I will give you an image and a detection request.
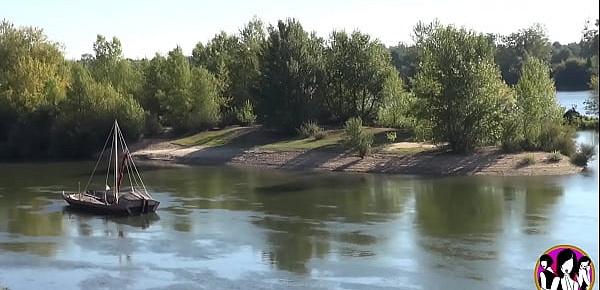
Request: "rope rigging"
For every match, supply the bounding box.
[82,120,153,200]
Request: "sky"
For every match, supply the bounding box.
[2,0,599,59]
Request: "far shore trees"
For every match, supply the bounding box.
[0,17,596,159]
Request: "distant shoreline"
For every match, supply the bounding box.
[131,137,583,177]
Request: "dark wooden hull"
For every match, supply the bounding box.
[63,193,159,216]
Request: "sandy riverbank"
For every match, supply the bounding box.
[131,138,583,176]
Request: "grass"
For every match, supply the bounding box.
[518,154,536,167]
[262,130,344,150]
[171,126,424,153]
[173,126,254,147]
[547,151,563,163]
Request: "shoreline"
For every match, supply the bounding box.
[131,139,583,177]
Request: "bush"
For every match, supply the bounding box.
[501,116,524,153]
[344,117,374,158]
[538,123,576,156]
[386,131,397,143]
[234,100,257,126]
[571,144,596,167]
[519,154,536,167]
[298,121,325,139]
[547,151,562,163]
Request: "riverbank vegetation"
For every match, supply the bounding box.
[0,18,598,162]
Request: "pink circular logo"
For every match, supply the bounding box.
[534,245,595,290]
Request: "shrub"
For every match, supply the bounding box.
[234,100,257,126]
[386,131,397,143]
[313,130,327,140]
[547,151,562,163]
[357,132,373,158]
[298,121,325,139]
[501,116,524,153]
[571,144,596,167]
[538,123,576,156]
[344,117,373,158]
[519,154,536,167]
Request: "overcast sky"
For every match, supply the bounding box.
[3,0,599,59]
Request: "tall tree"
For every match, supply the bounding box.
[257,19,325,132]
[192,18,265,123]
[324,30,404,123]
[413,24,513,153]
[160,47,222,131]
[514,57,563,148]
[0,20,69,156]
[86,35,142,97]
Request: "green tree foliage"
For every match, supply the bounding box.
[86,35,143,97]
[257,19,325,132]
[52,63,145,157]
[343,117,373,158]
[0,20,70,157]
[159,47,221,132]
[553,57,592,91]
[140,54,167,117]
[413,24,513,153]
[389,43,418,87]
[192,18,265,123]
[496,24,551,85]
[587,74,599,115]
[324,30,403,123]
[581,19,599,60]
[514,58,563,148]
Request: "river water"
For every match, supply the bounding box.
[0,91,598,289]
[557,90,595,115]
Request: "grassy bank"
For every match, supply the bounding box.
[133,125,585,176]
[172,126,432,154]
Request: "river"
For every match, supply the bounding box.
[0,129,597,290]
[557,90,595,115]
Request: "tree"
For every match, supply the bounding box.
[0,20,69,157]
[160,47,221,131]
[192,18,265,124]
[324,30,404,123]
[586,75,599,115]
[553,57,592,91]
[413,24,513,153]
[496,24,551,85]
[257,19,325,132]
[514,58,563,148]
[581,19,599,60]
[52,63,145,157]
[389,43,418,87]
[86,35,143,98]
[582,19,599,116]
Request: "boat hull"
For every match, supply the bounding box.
[63,193,159,216]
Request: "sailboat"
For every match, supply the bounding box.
[63,120,159,215]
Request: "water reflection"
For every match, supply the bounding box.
[0,131,597,289]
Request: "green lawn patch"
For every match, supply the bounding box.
[172,126,249,147]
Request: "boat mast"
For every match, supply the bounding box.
[114,120,119,204]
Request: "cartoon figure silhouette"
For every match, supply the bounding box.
[539,254,556,290]
[577,256,591,290]
[551,249,579,290]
